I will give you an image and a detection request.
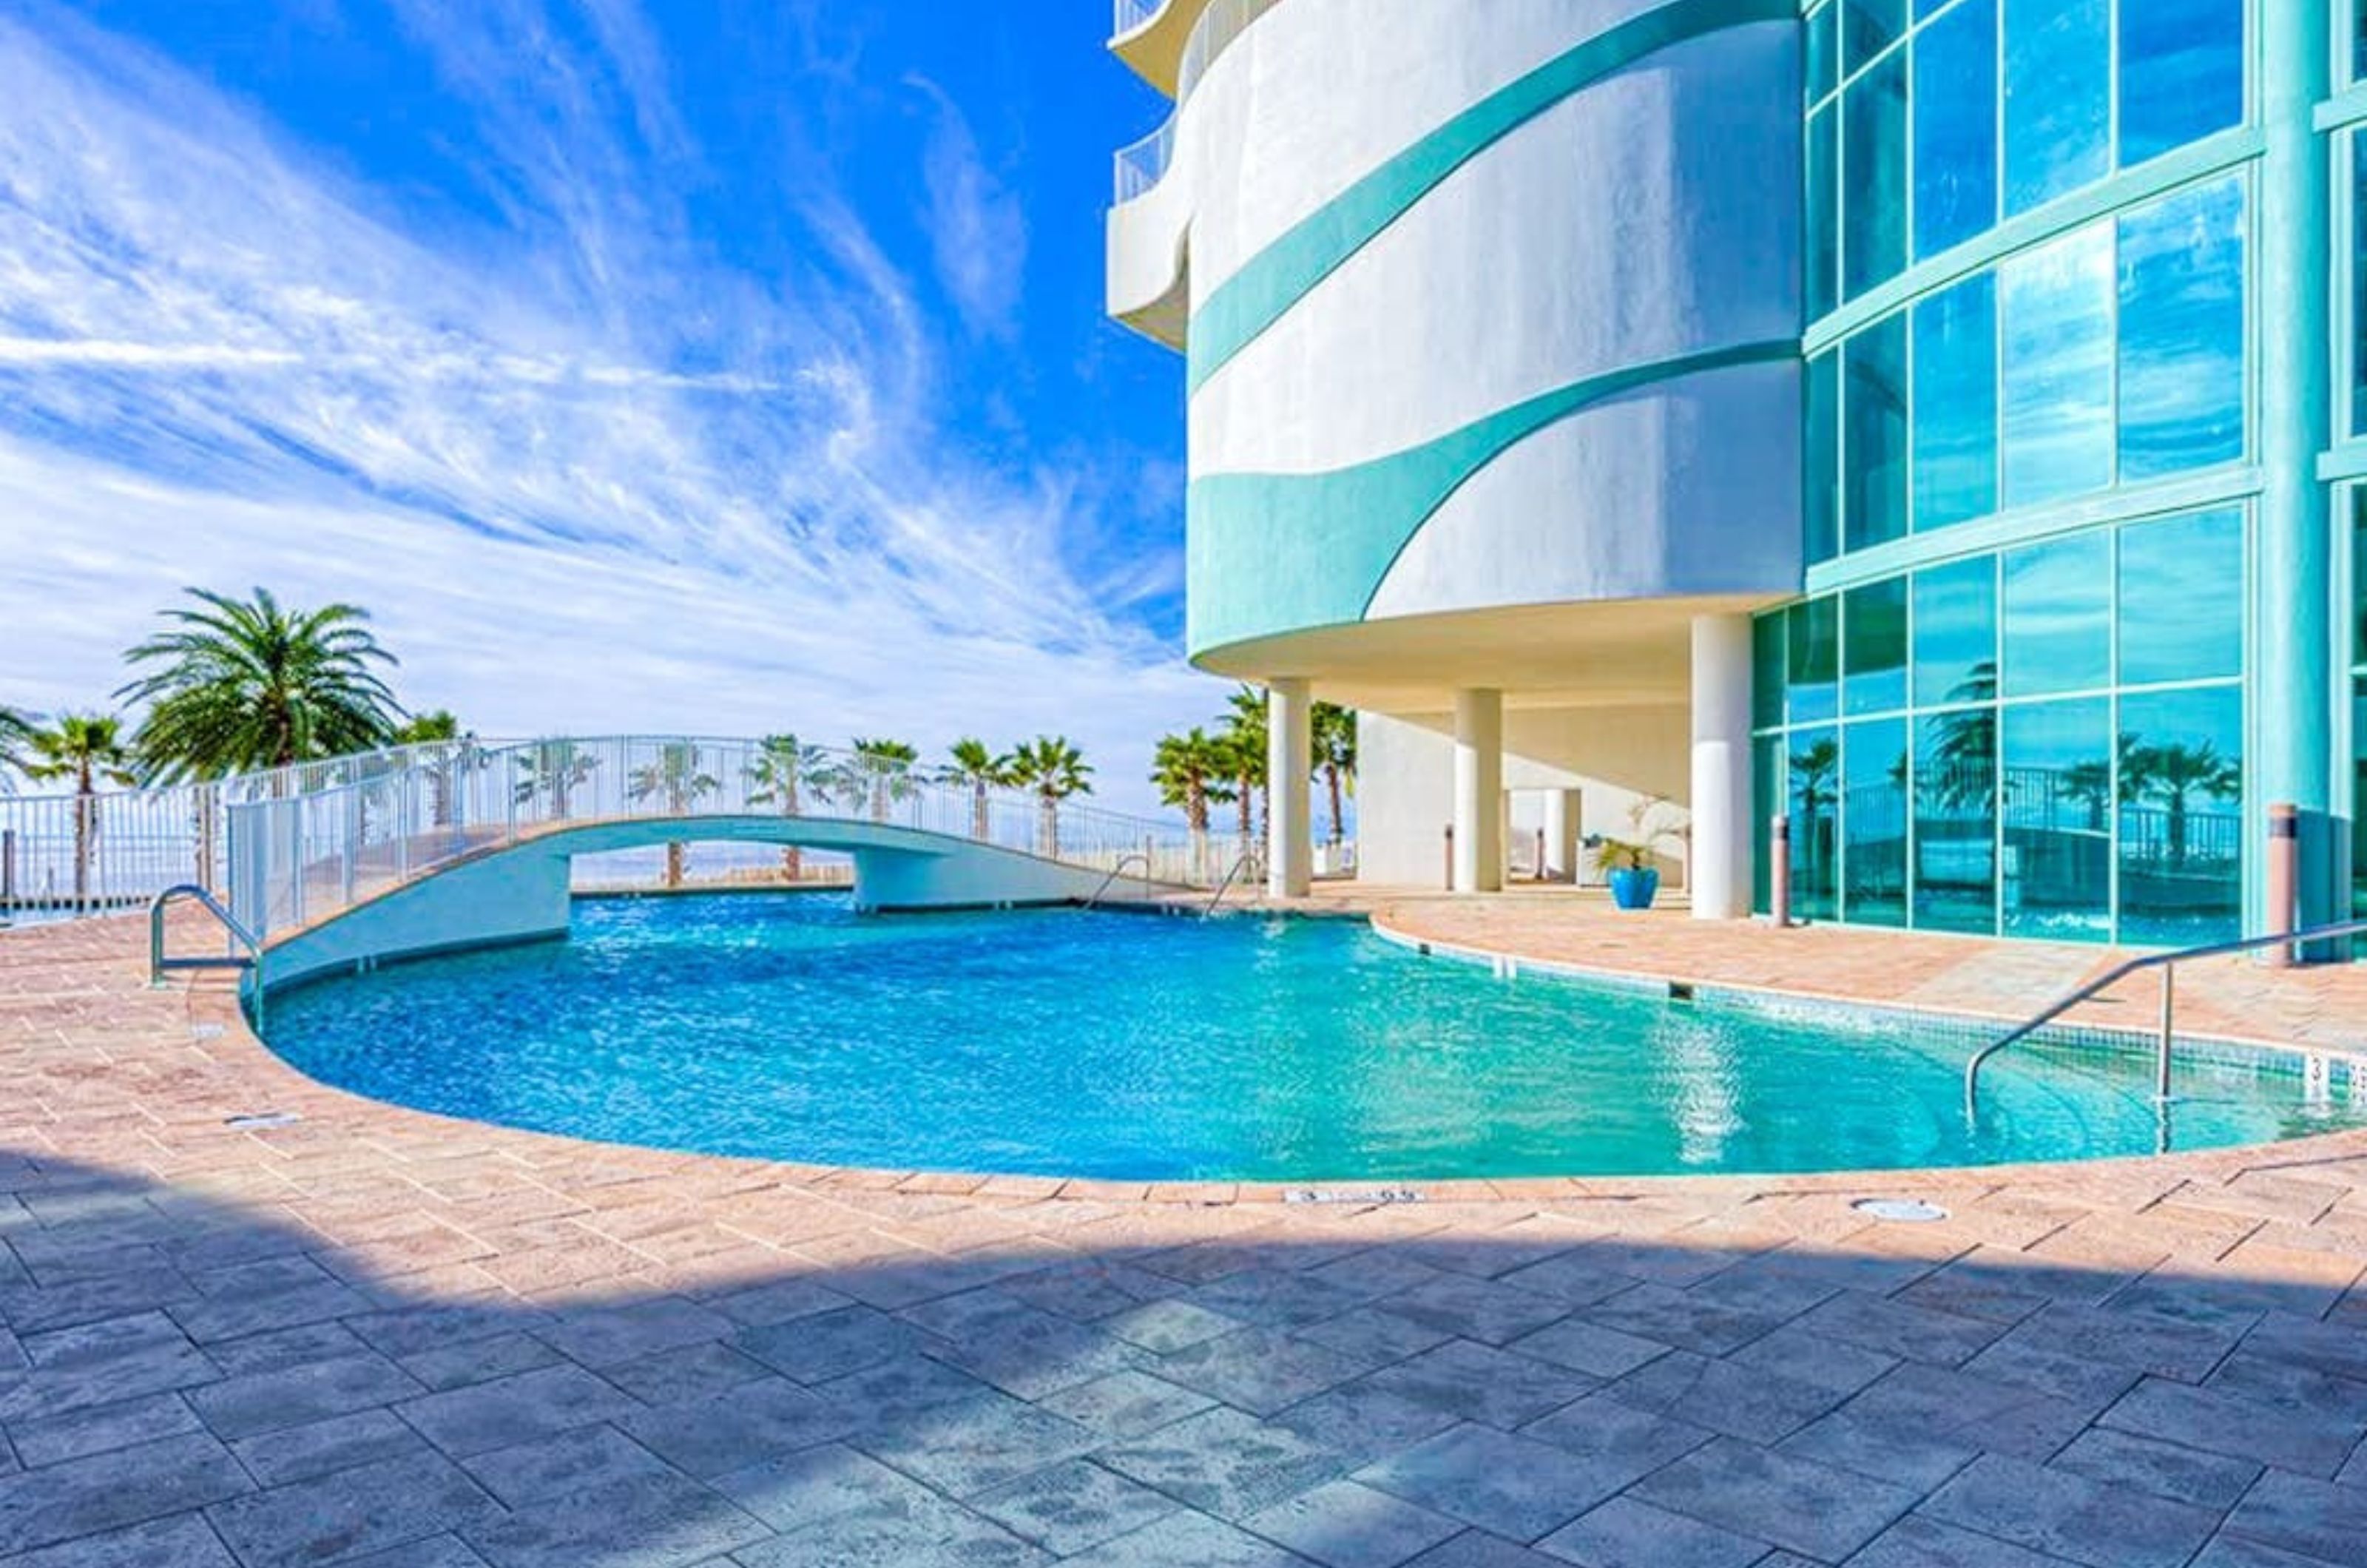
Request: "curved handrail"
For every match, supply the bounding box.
[149,882,266,1032]
[1084,852,1152,908]
[1203,851,1259,918]
[1963,914,2367,1115]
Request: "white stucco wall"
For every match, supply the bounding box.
[1356,706,1692,887]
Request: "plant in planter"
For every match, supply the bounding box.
[1593,797,1689,910]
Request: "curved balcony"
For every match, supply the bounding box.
[1109,0,1219,95]
[1112,116,1176,204]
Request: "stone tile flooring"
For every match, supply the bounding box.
[0,912,2363,1565]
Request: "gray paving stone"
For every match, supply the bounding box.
[1374,1274,1569,1348]
[1280,1380,1467,1464]
[1103,1299,1241,1354]
[617,1376,854,1479]
[2221,1469,2367,1565]
[1502,1319,1664,1381]
[186,1351,423,1441]
[1681,1259,1843,1322]
[1842,1362,2103,1462]
[342,1302,550,1362]
[2206,1350,2367,1422]
[2190,1531,2363,1567]
[2050,1426,2262,1512]
[815,1352,990,1436]
[1598,1348,1841,1442]
[1846,1513,2080,1567]
[1517,1393,1713,1478]
[0,1434,248,1557]
[1962,1334,2148,1410]
[1241,1479,1462,1568]
[1921,1453,2219,1568]
[1998,1303,2241,1383]
[460,1422,675,1506]
[8,1390,202,1468]
[1037,1370,1218,1439]
[729,1477,1049,1567]
[204,1449,499,1568]
[1399,1530,1566,1568]
[202,1322,368,1379]
[0,1512,237,1567]
[462,1470,768,1568]
[1575,1285,1779,1358]
[535,1297,732,1368]
[1490,1257,1634,1310]
[1631,1436,1917,1562]
[857,1388,1098,1498]
[335,1535,491,1568]
[1100,1405,1352,1519]
[970,1457,1181,1554]
[2100,1376,2363,1477]
[1723,1322,1900,1395]
[169,1282,371,1346]
[1794,1290,2008,1368]
[1186,1268,1368,1331]
[731,1305,928,1384]
[0,1314,215,1422]
[397,1363,644,1458]
[1533,1495,1768,1568]
[1058,1510,1309,1568]
[227,1408,429,1487]
[1294,1306,1455,1365]
[704,1274,854,1330]
[1776,1408,1976,1491]
[1357,1339,1593,1430]
[1155,1326,1379,1416]
[1305,1251,1451,1302]
[597,1339,775,1407]
[399,1333,565,1393]
[2238,1312,2367,1385]
[1354,1425,1622,1544]
[712,1440,952,1537]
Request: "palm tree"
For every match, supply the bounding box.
[939,739,1013,842]
[1311,702,1357,848]
[118,588,400,782]
[515,740,599,821]
[1789,737,1840,902]
[392,711,470,830]
[2122,740,2241,870]
[0,705,35,794]
[1006,736,1093,859]
[628,743,720,888]
[24,715,138,905]
[1218,689,1268,852]
[850,738,921,824]
[1152,729,1235,878]
[748,734,831,879]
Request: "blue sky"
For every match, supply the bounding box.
[0,0,1213,809]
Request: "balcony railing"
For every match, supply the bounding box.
[1112,0,1163,36]
[1177,0,1282,101]
[1113,116,1177,203]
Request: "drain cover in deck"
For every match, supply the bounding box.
[1852,1197,1948,1223]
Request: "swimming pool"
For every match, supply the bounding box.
[262,893,2367,1181]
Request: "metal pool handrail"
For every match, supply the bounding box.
[1084,852,1152,908]
[149,882,266,1033]
[1203,851,1258,918]
[1963,915,2367,1115]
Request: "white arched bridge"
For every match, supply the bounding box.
[1,737,1233,988]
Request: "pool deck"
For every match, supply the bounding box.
[0,910,2363,1567]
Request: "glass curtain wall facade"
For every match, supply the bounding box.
[1772,0,2261,945]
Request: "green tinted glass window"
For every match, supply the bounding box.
[2118,508,2243,686]
[1843,51,1908,300]
[1913,555,1999,709]
[1914,706,1998,933]
[2002,533,2111,698]
[1845,314,1908,551]
[1789,598,1841,725]
[1845,578,1909,715]
[2117,178,2246,481]
[1911,272,1998,531]
[2001,697,2113,942]
[1787,725,1843,922]
[1754,612,1787,731]
[2118,686,2243,946]
[1843,718,1911,926]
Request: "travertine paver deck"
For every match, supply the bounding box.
[0,910,2363,1566]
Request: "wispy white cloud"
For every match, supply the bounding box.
[0,3,1209,808]
[906,73,1030,342]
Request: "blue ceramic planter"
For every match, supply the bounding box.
[1608,868,1660,910]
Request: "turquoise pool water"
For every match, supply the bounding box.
[263,894,2367,1180]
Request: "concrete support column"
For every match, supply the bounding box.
[2255,0,2336,939]
[1453,689,1504,893]
[1266,677,1313,899]
[1543,788,1582,882]
[1690,612,1755,921]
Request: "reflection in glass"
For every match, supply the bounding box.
[2118,0,2243,166]
[2003,0,2109,216]
[1753,612,1786,731]
[1843,0,1905,75]
[2002,533,2111,698]
[1754,737,1777,916]
[1911,274,1997,530]
[2354,681,2366,949]
[2119,508,2244,686]
[1789,598,1840,726]
[2357,133,2367,437]
[2357,491,2367,663]
[2118,178,2246,481]
[1807,351,1839,562]
[1914,706,1997,933]
[1809,107,1837,323]
[2002,224,2114,507]
[1808,1,1838,104]
[1789,725,1842,922]
[1912,0,1996,258]
[1845,578,1908,715]
[1913,556,1997,709]
[1843,718,1910,926]
[1845,314,1908,550]
[2118,686,2243,946]
[2002,697,2113,942]
[1843,51,1908,301]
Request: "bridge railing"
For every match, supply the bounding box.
[216,736,1211,939]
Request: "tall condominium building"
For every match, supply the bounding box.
[1108,0,2357,948]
